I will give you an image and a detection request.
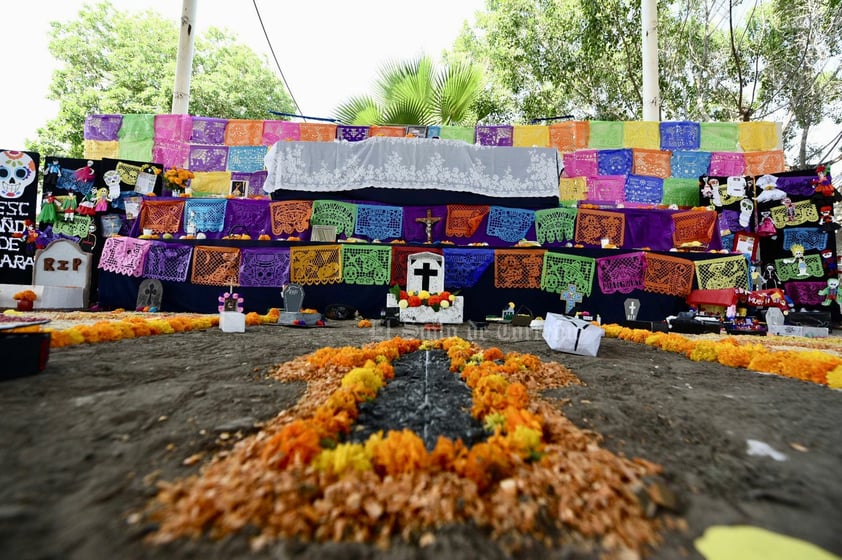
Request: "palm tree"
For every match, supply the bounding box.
[333,55,484,126]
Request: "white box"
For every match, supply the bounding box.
[386,294,464,324]
[767,324,829,338]
[219,311,246,333]
[543,312,605,357]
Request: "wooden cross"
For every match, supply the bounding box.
[415,209,441,244]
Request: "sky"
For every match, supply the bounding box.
[1,0,486,150]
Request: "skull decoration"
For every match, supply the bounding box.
[0,150,37,199]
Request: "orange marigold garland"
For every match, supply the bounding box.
[603,324,842,386]
[146,337,664,556]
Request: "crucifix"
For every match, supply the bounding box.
[413,261,439,292]
[415,209,441,244]
[561,283,583,314]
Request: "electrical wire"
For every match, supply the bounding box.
[251,0,304,117]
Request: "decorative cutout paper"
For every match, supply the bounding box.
[623,121,660,150]
[774,253,824,281]
[270,200,313,236]
[494,249,545,289]
[340,245,391,285]
[643,253,694,296]
[597,149,633,176]
[558,177,588,201]
[262,120,300,144]
[695,255,749,290]
[563,150,599,178]
[99,236,152,277]
[191,246,240,286]
[670,150,711,179]
[632,148,671,178]
[785,281,827,307]
[596,251,646,294]
[541,252,595,296]
[770,199,819,228]
[587,175,626,203]
[184,199,228,233]
[138,199,184,234]
[354,204,403,240]
[588,120,624,149]
[513,125,549,147]
[290,245,342,285]
[662,178,701,207]
[743,150,785,176]
[782,228,827,252]
[624,174,664,204]
[446,205,489,238]
[486,206,535,243]
[534,207,577,244]
[143,242,193,282]
[443,248,495,289]
[238,247,290,287]
[575,208,625,247]
[738,121,779,152]
[672,210,717,247]
[311,200,356,236]
[549,120,589,152]
[659,121,701,150]
[476,125,514,146]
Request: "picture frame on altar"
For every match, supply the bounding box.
[124,196,143,221]
[311,225,337,242]
[229,180,248,198]
[733,232,758,261]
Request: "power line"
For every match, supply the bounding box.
[251,0,303,117]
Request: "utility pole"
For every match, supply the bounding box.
[171,0,197,114]
[641,0,660,121]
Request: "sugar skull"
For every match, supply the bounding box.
[0,150,37,199]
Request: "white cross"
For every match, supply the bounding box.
[626,300,637,319]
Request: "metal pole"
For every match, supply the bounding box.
[641,0,660,121]
[171,0,197,114]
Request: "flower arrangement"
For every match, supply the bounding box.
[389,284,456,310]
[162,167,194,195]
[13,290,38,302]
[147,337,664,555]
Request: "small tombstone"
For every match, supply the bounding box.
[33,239,92,309]
[136,278,163,310]
[282,283,305,312]
[407,252,444,293]
[624,298,641,321]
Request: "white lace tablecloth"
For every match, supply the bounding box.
[263,136,561,199]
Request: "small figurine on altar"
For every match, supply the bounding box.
[73,160,96,183]
[785,243,809,277]
[819,205,840,233]
[38,191,59,225]
[76,190,97,216]
[811,165,838,200]
[13,220,41,256]
[782,197,796,222]
[60,194,78,222]
[94,187,111,213]
[756,210,777,237]
[821,249,838,275]
[43,160,60,190]
[764,263,781,288]
[818,277,840,306]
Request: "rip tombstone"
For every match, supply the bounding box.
[624,298,641,321]
[282,283,305,312]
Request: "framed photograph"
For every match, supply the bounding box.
[229,180,248,198]
[733,232,758,261]
[124,196,143,221]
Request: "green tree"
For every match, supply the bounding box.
[452,0,842,167]
[332,55,485,126]
[27,0,295,158]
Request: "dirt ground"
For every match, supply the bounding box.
[1,320,841,560]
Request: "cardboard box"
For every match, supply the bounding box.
[543,313,605,357]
